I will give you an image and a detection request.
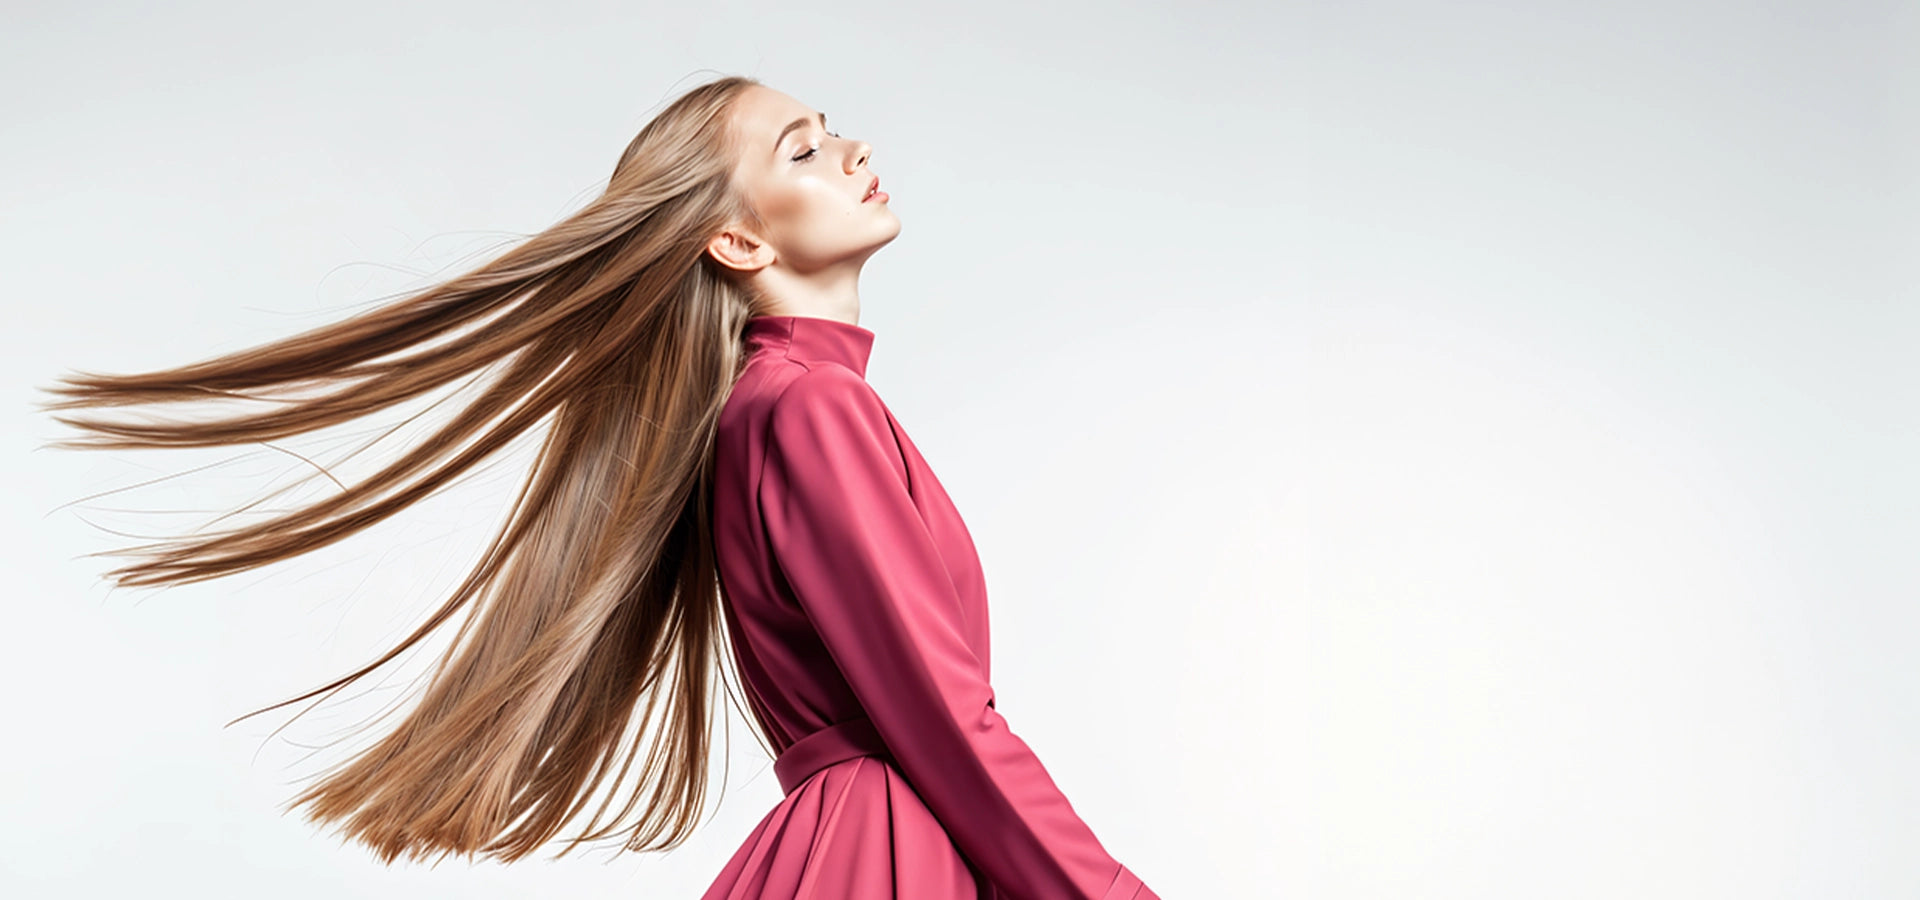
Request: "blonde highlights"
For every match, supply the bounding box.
[38,74,781,864]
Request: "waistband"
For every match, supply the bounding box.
[774,716,892,795]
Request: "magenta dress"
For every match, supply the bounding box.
[699,315,1158,900]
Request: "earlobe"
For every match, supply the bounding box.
[707,228,768,272]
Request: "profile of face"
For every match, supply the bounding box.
[708,85,900,282]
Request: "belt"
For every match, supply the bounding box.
[774,716,892,795]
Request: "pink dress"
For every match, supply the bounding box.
[700,315,1158,900]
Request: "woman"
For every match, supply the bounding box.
[40,74,1158,899]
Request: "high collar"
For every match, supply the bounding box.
[745,314,875,379]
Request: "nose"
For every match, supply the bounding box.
[847,140,871,173]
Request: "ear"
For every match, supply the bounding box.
[706,225,774,273]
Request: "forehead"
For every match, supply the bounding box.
[733,86,817,156]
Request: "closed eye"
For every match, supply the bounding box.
[793,131,842,163]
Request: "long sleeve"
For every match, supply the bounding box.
[756,365,1157,900]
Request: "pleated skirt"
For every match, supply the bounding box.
[698,752,991,899]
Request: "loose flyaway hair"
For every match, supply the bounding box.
[36,73,785,865]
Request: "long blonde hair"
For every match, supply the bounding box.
[37,73,779,865]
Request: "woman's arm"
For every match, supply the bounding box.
[758,364,1156,900]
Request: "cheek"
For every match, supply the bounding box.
[764,174,827,212]
[761,183,838,240]
[757,183,802,225]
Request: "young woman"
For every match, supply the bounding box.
[40,74,1158,900]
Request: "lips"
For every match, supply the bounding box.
[862,176,880,202]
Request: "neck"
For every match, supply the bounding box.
[751,258,870,326]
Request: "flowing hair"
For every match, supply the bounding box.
[35,73,781,865]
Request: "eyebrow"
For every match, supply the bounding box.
[774,111,827,156]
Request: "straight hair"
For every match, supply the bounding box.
[36,73,780,865]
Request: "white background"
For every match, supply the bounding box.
[4,1,1915,897]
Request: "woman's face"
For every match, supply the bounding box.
[711,85,899,278]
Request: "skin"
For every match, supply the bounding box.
[706,85,900,326]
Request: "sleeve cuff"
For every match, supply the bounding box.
[1101,863,1160,900]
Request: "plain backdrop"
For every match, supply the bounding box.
[4,1,1915,897]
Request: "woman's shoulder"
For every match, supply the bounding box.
[768,358,877,406]
[723,355,886,442]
